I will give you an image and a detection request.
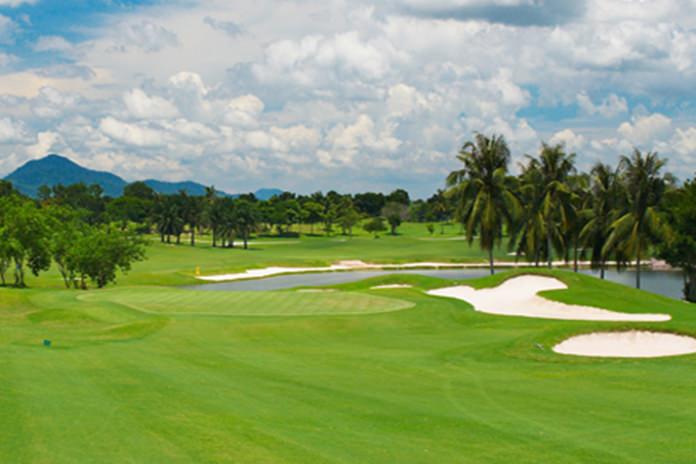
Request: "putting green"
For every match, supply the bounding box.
[80,287,415,316]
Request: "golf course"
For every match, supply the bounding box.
[3,228,696,463]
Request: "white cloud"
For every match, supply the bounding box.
[671,127,696,160]
[123,88,179,119]
[99,117,168,148]
[618,113,672,146]
[224,94,264,128]
[34,35,72,52]
[0,14,18,44]
[203,16,243,36]
[577,93,628,118]
[27,131,65,158]
[0,0,36,5]
[550,128,586,151]
[31,87,81,119]
[0,117,28,143]
[386,83,426,116]
[116,20,179,53]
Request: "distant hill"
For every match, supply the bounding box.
[3,154,280,199]
[6,154,127,197]
[253,188,284,200]
[142,179,225,197]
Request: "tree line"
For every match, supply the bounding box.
[42,181,454,246]
[447,133,696,302]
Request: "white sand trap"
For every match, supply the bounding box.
[371,284,413,290]
[554,331,696,358]
[427,276,670,322]
[197,260,650,282]
[296,289,336,293]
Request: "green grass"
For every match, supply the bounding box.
[3,233,696,462]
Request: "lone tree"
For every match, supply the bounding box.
[363,217,387,238]
[447,133,519,275]
[70,225,146,289]
[381,202,408,235]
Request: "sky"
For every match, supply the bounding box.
[0,0,695,197]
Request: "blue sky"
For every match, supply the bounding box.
[0,0,695,197]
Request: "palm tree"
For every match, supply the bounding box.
[604,149,668,289]
[580,163,624,279]
[565,173,590,272]
[526,143,576,268]
[509,162,545,266]
[447,133,519,275]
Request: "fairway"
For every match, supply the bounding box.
[3,263,696,463]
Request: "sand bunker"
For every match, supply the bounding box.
[197,261,541,282]
[427,276,670,322]
[296,289,336,293]
[554,331,696,358]
[371,284,413,290]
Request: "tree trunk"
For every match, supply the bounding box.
[14,261,24,288]
[600,263,605,280]
[212,230,217,248]
[243,231,248,250]
[176,234,181,245]
[190,227,195,246]
[488,247,495,275]
[573,236,579,273]
[636,246,641,289]
[546,221,553,269]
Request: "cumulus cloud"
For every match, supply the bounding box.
[618,113,672,146]
[31,87,81,119]
[400,0,586,26]
[33,35,73,52]
[577,93,628,118]
[123,89,179,120]
[115,21,179,53]
[0,0,36,6]
[224,94,264,128]
[550,128,586,151]
[0,117,28,143]
[203,16,243,36]
[99,117,168,148]
[0,14,18,44]
[671,127,696,160]
[34,64,96,80]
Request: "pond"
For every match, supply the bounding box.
[188,267,688,301]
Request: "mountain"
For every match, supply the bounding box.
[3,154,280,199]
[6,154,127,197]
[143,179,221,197]
[253,188,284,200]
